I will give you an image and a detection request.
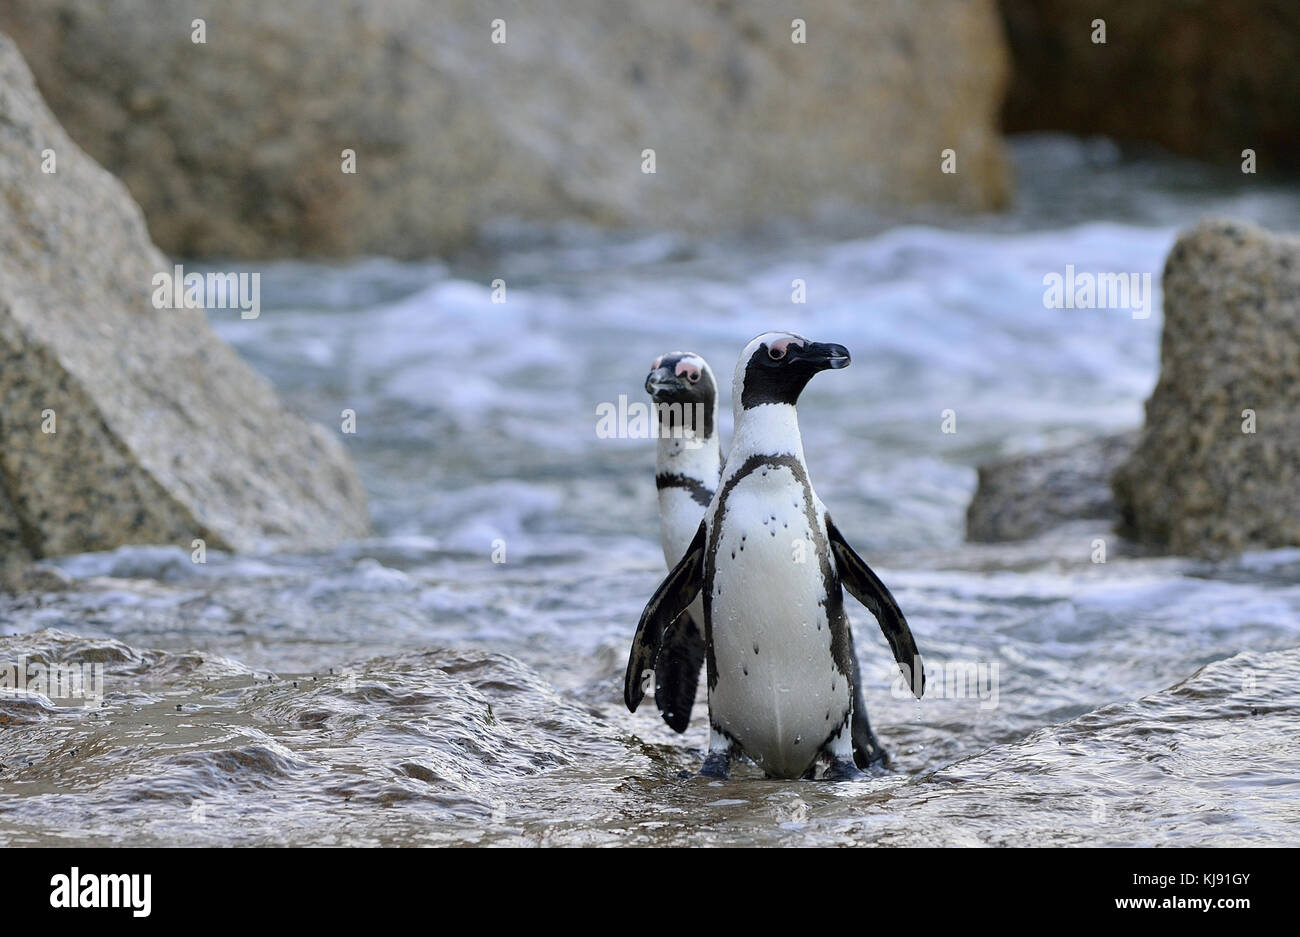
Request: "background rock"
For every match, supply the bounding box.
[0,33,369,564]
[0,0,1010,259]
[1000,0,1300,169]
[966,432,1136,542]
[1113,218,1300,556]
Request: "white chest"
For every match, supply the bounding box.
[705,463,849,777]
[657,487,706,568]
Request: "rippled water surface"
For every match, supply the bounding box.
[3,138,1299,846]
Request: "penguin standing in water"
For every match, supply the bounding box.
[627,332,924,780]
[640,347,895,769]
[644,352,722,732]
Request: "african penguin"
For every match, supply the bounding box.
[644,352,722,733]
[626,332,924,780]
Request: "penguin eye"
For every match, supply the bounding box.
[687,371,700,383]
[768,346,785,361]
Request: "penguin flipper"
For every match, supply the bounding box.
[825,516,925,698]
[625,521,706,713]
[653,610,706,732]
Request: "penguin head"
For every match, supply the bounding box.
[646,352,718,440]
[735,331,851,411]
[645,352,717,408]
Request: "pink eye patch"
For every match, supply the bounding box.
[768,337,804,356]
[674,360,701,381]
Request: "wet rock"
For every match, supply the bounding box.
[0,630,649,844]
[0,561,73,594]
[966,432,1136,542]
[0,34,369,565]
[1113,219,1300,557]
[1000,0,1300,168]
[0,0,1010,259]
[852,646,1300,847]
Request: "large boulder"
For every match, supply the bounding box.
[1113,219,1300,557]
[0,33,369,567]
[1000,0,1300,168]
[0,0,1010,259]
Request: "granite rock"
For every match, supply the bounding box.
[1000,0,1300,169]
[0,0,1011,258]
[0,33,370,566]
[1113,219,1300,556]
[966,433,1137,542]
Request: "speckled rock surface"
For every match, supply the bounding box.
[0,0,1010,259]
[966,433,1137,542]
[1113,219,1300,557]
[0,34,369,565]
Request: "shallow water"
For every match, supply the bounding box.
[2,137,1300,846]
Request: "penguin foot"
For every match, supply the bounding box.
[853,735,891,771]
[699,750,731,779]
[823,757,867,782]
[850,704,891,771]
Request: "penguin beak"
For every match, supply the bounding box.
[800,342,851,371]
[645,366,684,397]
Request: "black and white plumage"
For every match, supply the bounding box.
[643,352,722,732]
[626,332,924,780]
